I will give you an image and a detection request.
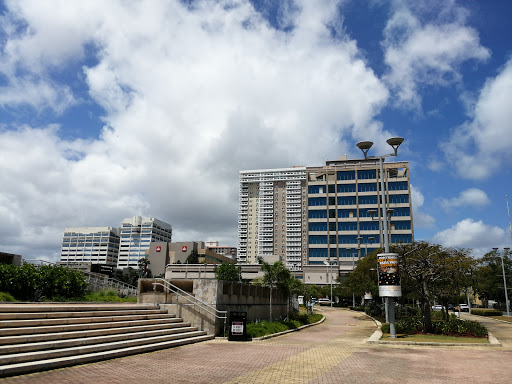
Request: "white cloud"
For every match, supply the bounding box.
[439,188,490,210]
[410,185,435,228]
[0,0,395,261]
[443,58,512,179]
[433,218,506,251]
[382,0,490,109]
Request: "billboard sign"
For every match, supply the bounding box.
[377,253,402,297]
[182,246,187,252]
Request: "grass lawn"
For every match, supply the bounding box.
[382,333,488,343]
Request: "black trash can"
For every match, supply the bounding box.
[228,311,250,341]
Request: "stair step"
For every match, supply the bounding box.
[0,334,214,378]
[0,326,198,354]
[0,313,176,328]
[0,330,209,365]
[0,309,168,320]
[0,321,191,346]
[0,305,160,313]
[0,317,183,336]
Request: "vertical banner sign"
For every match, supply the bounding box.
[377,253,402,297]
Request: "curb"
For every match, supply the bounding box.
[364,313,502,347]
[254,314,326,341]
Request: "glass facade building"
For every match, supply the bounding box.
[238,157,414,271]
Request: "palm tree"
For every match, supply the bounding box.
[261,261,291,321]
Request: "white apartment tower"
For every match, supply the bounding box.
[60,227,120,266]
[238,167,307,269]
[118,216,173,269]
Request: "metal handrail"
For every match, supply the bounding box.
[152,278,227,335]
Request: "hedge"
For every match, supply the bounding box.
[381,317,487,337]
[470,309,503,316]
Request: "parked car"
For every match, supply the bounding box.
[318,298,331,305]
[458,304,470,312]
[431,305,443,311]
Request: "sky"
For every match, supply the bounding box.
[1,0,511,263]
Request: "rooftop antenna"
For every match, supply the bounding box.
[507,195,512,242]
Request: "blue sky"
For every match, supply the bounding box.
[0,0,511,262]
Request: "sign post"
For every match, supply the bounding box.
[377,253,401,336]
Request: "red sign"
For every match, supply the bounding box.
[156,246,161,252]
[182,246,187,252]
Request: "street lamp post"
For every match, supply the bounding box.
[357,137,404,339]
[493,247,511,317]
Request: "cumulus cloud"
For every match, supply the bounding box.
[442,58,512,179]
[0,0,395,260]
[439,188,490,210]
[410,185,435,228]
[382,0,490,109]
[433,218,507,253]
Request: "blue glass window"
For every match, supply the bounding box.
[337,184,356,193]
[360,222,379,231]
[388,181,408,191]
[338,222,357,231]
[390,207,411,216]
[359,196,378,205]
[309,222,328,231]
[308,197,326,206]
[391,234,412,243]
[391,221,411,230]
[389,194,409,204]
[338,209,355,218]
[309,210,327,218]
[358,183,377,192]
[308,185,326,194]
[338,196,357,205]
[337,171,355,180]
[338,235,357,244]
[358,170,376,179]
[309,235,327,244]
[309,248,328,257]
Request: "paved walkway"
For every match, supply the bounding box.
[1,308,511,384]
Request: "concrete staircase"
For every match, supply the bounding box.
[0,303,214,377]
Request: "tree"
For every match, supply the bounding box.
[138,257,151,278]
[214,263,241,282]
[260,261,291,321]
[338,250,379,302]
[185,249,199,264]
[475,249,512,308]
[392,242,475,332]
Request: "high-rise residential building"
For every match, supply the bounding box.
[238,167,307,269]
[60,227,120,266]
[238,157,414,270]
[118,216,173,269]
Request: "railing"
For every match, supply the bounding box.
[84,273,137,296]
[152,278,227,335]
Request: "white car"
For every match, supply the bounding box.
[431,305,443,311]
[458,304,470,312]
[317,298,331,304]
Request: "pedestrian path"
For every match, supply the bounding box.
[1,307,511,384]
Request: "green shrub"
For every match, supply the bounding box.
[365,302,384,317]
[246,321,289,338]
[471,309,503,316]
[0,292,17,302]
[350,306,365,312]
[84,289,137,302]
[435,319,487,337]
[281,320,302,329]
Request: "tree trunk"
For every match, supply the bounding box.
[422,279,433,333]
[269,288,273,321]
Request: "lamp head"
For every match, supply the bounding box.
[386,137,404,156]
[356,141,374,159]
[367,209,377,218]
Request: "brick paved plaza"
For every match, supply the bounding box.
[1,308,510,384]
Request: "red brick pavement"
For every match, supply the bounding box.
[1,308,511,384]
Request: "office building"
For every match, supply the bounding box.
[118,216,173,269]
[238,167,307,269]
[60,227,120,266]
[238,157,413,271]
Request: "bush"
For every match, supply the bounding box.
[365,302,384,317]
[0,263,88,301]
[436,319,487,337]
[84,289,137,302]
[471,309,503,316]
[0,292,17,302]
[246,321,289,338]
[381,317,423,334]
[349,306,365,312]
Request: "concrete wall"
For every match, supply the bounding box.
[138,278,289,336]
